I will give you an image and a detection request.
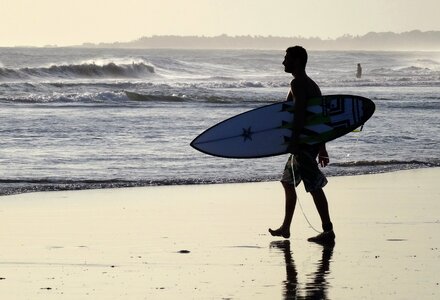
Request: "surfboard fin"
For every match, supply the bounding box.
[352,125,364,132]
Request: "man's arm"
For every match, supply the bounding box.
[318,143,329,167]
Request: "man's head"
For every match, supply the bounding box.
[283,46,308,74]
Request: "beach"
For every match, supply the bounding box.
[0,168,439,299]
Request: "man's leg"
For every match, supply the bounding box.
[310,188,332,230]
[308,188,335,244]
[269,182,297,239]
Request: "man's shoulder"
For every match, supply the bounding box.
[291,77,321,96]
[290,77,306,86]
[291,76,316,87]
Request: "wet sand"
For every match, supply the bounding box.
[0,168,439,299]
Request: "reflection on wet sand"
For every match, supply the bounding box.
[270,240,334,299]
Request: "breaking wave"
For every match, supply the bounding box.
[0,62,155,81]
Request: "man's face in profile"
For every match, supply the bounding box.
[282,53,296,73]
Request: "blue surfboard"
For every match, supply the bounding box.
[191,95,375,158]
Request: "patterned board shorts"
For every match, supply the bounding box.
[281,145,328,193]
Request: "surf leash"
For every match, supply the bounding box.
[290,155,322,234]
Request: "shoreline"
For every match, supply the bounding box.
[1,167,439,299]
[1,165,438,197]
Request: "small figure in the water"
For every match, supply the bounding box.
[356,63,362,79]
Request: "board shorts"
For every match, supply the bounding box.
[281,145,328,193]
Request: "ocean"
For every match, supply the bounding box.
[0,48,439,195]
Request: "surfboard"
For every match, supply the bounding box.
[190,95,375,158]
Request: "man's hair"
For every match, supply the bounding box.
[286,46,308,69]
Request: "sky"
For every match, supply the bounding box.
[1,0,439,47]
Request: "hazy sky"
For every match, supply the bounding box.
[1,0,439,46]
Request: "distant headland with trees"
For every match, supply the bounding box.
[78,30,440,51]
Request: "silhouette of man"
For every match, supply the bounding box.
[269,46,335,245]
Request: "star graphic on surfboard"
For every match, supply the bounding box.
[241,127,253,141]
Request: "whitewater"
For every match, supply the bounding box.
[0,48,439,195]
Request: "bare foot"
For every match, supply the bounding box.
[268,227,290,239]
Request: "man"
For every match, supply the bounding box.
[269,46,335,245]
[356,63,362,78]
